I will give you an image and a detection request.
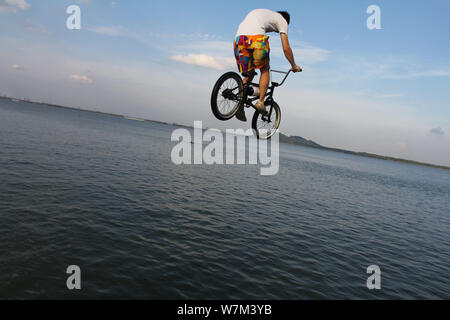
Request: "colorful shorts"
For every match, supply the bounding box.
[234,35,270,74]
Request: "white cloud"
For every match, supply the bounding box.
[147,32,214,41]
[171,39,329,70]
[69,74,93,84]
[87,26,128,37]
[414,70,450,77]
[23,20,50,34]
[0,0,30,12]
[11,63,22,70]
[313,54,450,86]
[183,40,231,53]
[386,69,450,80]
[270,40,330,65]
[171,54,235,70]
[375,93,403,98]
[180,38,330,67]
[430,127,445,135]
[293,44,330,64]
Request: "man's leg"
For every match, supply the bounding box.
[258,64,270,104]
[243,72,256,86]
[242,73,255,95]
[235,72,256,122]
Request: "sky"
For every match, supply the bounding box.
[1,0,449,166]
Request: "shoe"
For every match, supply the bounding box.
[235,107,247,122]
[254,100,268,114]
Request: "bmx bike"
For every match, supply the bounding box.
[210,69,294,139]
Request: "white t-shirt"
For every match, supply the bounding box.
[236,9,289,37]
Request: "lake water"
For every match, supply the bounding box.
[0,97,449,299]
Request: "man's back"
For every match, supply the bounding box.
[236,9,289,37]
[232,9,301,121]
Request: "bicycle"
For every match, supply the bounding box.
[210,69,295,139]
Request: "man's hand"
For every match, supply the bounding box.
[292,65,302,73]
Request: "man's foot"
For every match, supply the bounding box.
[235,107,247,122]
[254,100,268,115]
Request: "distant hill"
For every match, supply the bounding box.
[279,133,323,148]
[279,132,450,171]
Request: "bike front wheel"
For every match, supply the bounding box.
[252,101,281,140]
[211,72,244,121]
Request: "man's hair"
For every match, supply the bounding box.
[277,11,290,25]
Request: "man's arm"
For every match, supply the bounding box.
[280,33,302,72]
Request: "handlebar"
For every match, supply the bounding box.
[271,69,290,74]
[270,69,293,87]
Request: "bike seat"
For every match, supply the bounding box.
[242,70,257,78]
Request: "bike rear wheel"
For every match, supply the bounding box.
[252,101,281,140]
[211,72,244,121]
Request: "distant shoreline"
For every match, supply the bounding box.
[279,134,450,171]
[2,95,449,171]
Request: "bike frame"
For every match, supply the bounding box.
[243,69,291,120]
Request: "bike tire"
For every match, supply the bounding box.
[252,101,281,140]
[211,72,244,121]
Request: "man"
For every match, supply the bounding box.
[234,9,302,121]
